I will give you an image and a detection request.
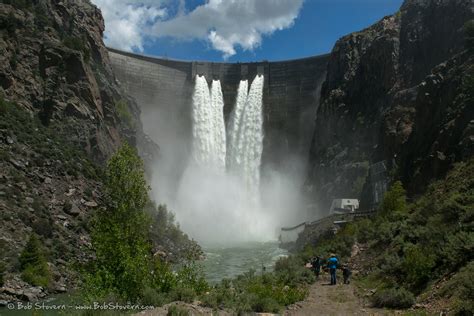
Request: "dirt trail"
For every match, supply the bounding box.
[285,277,390,316]
[138,276,392,315]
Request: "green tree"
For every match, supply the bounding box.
[464,19,474,51]
[86,143,151,301]
[380,181,407,217]
[19,234,50,287]
[402,244,435,291]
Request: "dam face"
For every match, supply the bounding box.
[108,48,329,177]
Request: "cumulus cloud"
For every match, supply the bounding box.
[151,0,304,58]
[92,0,304,58]
[91,0,167,52]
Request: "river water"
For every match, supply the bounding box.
[0,242,286,315]
[202,241,288,284]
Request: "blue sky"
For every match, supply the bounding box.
[92,0,404,62]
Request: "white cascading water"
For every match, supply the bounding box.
[190,75,226,170]
[228,75,264,193]
[177,74,271,244]
[210,79,227,170]
[226,79,248,170]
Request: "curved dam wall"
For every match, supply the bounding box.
[107,48,329,178]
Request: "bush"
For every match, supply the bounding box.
[440,262,474,314]
[167,305,190,316]
[141,287,168,307]
[372,287,415,308]
[169,286,196,303]
[401,244,435,291]
[19,234,50,287]
[115,99,134,128]
[379,181,407,218]
[465,20,474,50]
[62,36,90,62]
[0,261,5,286]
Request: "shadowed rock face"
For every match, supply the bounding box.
[108,49,329,176]
[0,0,155,163]
[306,0,474,213]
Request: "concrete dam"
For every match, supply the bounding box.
[108,48,329,173]
[108,48,331,241]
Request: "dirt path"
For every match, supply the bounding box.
[285,276,390,316]
[138,276,393,315]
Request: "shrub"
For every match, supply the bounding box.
[115,99,134,128]
[167,305,190,316]
[465,20,474,50]
[0,261,5,286]
[440,262,474,314]
[19,234,50,287]
[62,36,90,62]
[401,244,435,292]
[372,287,415,308]
[380,181,407,218]
[169,286,196,303]
[141,287,168,307]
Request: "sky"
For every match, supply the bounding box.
[91,0,404,62]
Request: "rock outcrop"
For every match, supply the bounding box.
[0,0,155,163]
[306,0,474,213]
[0,0,159,300]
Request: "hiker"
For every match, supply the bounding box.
[311,256,321,279]
[342,264,352,284]
[327,253,338,285]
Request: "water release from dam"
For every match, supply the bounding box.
[108,49,324,245]
[177,74,270,244]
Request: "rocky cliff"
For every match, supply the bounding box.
[0,0,161,300]
[306,0,474,213]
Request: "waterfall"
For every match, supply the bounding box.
[190,75,226,171]
[227,75,264,192]
[226,79,248,170]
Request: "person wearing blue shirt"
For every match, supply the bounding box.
[327,253,338,285]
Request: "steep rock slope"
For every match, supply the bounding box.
[306,0,474,212]
[0,0,164,300]
[0,0,155,162]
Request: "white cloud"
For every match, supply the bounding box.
[151,0,304,59]
[92,0,304,58]
[91,0,167,52]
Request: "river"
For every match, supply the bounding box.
[202,241,288,284]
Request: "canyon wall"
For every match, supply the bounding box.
[306,0,474,213]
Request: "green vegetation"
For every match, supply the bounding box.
[83,144,208,305]
[440,262,474,314]
[0,0,33,10]
[84,144,152,301]
[19,234,51,287]
[62,35,91,62]
[372,287,415,309]
[115,99,135,129]
[0,95,100,179]
[301,159,474,310]
[201,256,311,313]
[0,260,5,286]
[465,19,474,51]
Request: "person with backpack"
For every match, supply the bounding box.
[311,256,321,279]
[327,253,338,285]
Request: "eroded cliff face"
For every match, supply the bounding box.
[0,0,158,298]
[306,0,474,212]
[0,0,153,162]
